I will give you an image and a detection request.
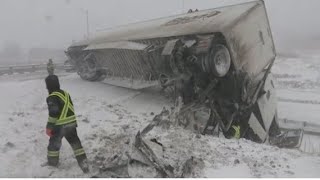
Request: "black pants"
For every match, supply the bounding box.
[47,125,87,166]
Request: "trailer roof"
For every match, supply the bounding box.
[71,0,261,47]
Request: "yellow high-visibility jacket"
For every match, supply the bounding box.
[47,90,76,128]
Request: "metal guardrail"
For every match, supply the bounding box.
[0,63,64,69]
[279,118,320,136]
[0,63,73,75]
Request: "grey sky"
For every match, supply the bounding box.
[0,0,319,52]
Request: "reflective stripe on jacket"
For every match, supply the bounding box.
[232,125,241,139]
[48,91,76,126]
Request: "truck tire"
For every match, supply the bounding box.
[77,53,105,81]
[202,44,231,77]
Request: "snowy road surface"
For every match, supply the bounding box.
[0,56,320,177]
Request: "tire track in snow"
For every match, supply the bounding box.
[108,91,142,105]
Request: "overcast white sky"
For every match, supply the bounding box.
[0,0,319,52]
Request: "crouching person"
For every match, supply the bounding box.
[45,75,89,173]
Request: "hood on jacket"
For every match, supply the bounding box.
[45,75,60,94]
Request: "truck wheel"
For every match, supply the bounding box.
[202,44,231,77]
[159,74,170,88]
[77,53,105,81]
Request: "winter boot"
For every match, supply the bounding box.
[78,159,89,173]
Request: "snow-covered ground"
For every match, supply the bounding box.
[273,57,320,124]
[0,56,320,177]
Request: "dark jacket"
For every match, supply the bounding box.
[45,75,76,129]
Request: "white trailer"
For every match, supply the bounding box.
[66,0,314,152]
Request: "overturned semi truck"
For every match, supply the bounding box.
[66,0,308,151]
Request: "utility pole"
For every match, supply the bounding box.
[85,10,89,39]
[182,0,185,13]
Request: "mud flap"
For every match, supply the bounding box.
[248,112,267,142]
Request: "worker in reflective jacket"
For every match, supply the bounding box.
[45,75,89,173]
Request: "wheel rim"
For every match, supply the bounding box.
[159,74,169,87]
[210,45,231,77]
